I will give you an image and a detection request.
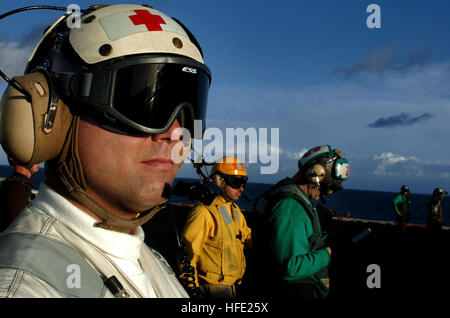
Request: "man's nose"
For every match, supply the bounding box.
[151,120,182,143]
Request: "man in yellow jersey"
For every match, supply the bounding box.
[179,156,252,298]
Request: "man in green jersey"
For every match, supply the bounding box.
[393,185,411,238]
[253,145,349,299]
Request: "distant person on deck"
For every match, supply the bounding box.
[393,185,411,238]
[253,145,349,299]
[178,156,252,298]
[0,4,211,298]
[0,158,39,232]
[427,188,447,235]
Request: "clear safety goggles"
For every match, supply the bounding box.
[70,55,211,136]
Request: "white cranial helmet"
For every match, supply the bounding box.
[67,4,204,64]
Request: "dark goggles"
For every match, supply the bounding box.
[221,174,248,189]
[70,55,211,136]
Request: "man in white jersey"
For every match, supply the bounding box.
[0,4,211,297]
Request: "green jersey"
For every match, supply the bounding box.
[258,179,330,298]
[393,193,410,216]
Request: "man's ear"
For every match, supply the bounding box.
[213,174,225,189]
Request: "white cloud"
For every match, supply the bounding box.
[373,152,419,166]
[0,41,33,78]
[372,152,450,179]
[0,24,49,89]
[441,172,450,179]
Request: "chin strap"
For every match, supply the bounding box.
[221,191,232,202]
[47,115,167,234]
[56,161,167,233]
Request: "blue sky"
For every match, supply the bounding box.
[1,0,450,194]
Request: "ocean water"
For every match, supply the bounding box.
[1,165,448,226]
[169,178,450,226]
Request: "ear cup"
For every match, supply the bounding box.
[0,82,35,164]
[0,72,73,165]
[305,163,325,184]
[213,174,225,189]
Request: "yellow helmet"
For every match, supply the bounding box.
[211,156,247,176]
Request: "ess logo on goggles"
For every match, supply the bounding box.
[222,174,248,189]
[182,67,197,74]
[69,55,211,136]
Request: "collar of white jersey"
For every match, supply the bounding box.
[33,183,145,260]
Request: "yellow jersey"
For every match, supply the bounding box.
[181,194,252,286]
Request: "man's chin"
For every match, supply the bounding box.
[142,167,177,181]
[232,194,241,201]
[129,197,168,217]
